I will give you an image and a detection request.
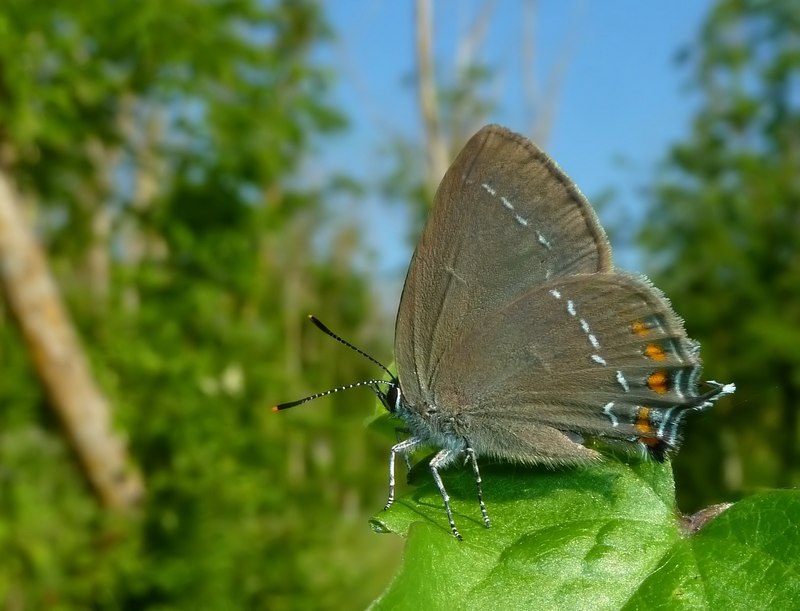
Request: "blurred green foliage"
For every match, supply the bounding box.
[0,1,399,608]
[1,0,798,608]
[640,0,800,510]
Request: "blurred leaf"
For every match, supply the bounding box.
[0,1,400,609]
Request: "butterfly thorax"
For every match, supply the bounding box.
[392,390,471,454]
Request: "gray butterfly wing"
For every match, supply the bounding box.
[432,273,709,463]
[395,125,612,407]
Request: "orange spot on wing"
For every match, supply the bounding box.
[644,343,667,361]
[635,406,655,437]
[631,320,649,336]
[647,370,669,394]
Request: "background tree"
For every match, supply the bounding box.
[3,0,795,607]
[0,1,398,608]
[640,0,800,510]
[384,0,573,238]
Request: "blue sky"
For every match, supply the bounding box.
[316,1,713,309]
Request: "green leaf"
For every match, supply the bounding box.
[370,459,800,609]
[626,490,800,609]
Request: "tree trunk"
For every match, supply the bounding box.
[415,0,449,193]
[0,170,144,510]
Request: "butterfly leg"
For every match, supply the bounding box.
[384,437,420,511]
[430,448,463,540]
[465,446,491,528]
[395,427,413,482]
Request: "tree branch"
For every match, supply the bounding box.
[0,170,144,511]
[415,0,450,194]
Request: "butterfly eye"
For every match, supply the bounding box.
[383,385,399,413]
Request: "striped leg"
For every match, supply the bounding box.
[384,437,420,511]
[465,447,491,528]
[430,448,462,540]
[395,427,413,481]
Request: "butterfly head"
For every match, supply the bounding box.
[371,377,402,415]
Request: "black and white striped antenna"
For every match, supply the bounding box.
[272,315,394,412]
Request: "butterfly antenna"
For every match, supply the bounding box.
[307,315,393,378]
[272,379,393,411]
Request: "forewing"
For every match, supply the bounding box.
[395,125,612,405]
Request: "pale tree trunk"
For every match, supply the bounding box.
[0,170,144,511]
[415,0,449,194]
[414,0,574,164]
